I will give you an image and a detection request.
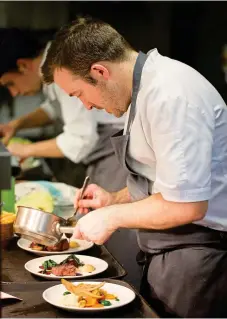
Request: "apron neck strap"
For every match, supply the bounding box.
[126,51,148,135]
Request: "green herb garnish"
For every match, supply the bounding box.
[100,300,112,306]
[43,260,48,271]
[59,254,84,267]
[42,259,58,272]
[63,291,71,296]
[48,259,58,267]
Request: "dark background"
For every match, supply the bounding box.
[69,1,227,101]
[1,1,227,107]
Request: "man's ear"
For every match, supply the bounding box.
[17,59,31,74]
[90,63,110,81]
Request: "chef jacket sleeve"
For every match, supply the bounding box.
[54,85,99,163]
[146,96,214,202]
[40,97,58,120]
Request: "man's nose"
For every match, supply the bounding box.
[79,97,93,110]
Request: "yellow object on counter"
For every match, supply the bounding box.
[0,211,16,224]
[1,211,16,247]
[15,190,54,213]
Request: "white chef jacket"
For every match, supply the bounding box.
[124,48,227,231]
[40,83,99,163]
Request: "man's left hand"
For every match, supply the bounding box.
[73,206,119,245]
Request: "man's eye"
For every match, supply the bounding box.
[70,92,81,98]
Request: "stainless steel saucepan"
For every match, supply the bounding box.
[14,206,74,246]
[14,176,90,246]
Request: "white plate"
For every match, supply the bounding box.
[43,281,136,312]
[25,254,108,280]
[17,238,94,256]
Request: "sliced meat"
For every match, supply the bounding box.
[46,239,69,251]
[46,242,61,251]
[52,264,78,276]
[31,239,69,252]
[61,239,70,251]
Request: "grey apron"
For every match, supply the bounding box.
[110,51,227,317]
[84,124,128,192]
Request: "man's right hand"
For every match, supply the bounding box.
[74,184,114,214]
[0,123,17,145]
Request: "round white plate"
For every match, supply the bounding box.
[43,281,136,312]
[17,238,94,256]
[25,254,108,280]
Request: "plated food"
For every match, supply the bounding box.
[61,279,118,308]
[42,280,136,311]
[25,254,108,280]
[38,254,95,276]
[29,238,71,252]
[18,238,94,256]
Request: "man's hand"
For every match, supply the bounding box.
[0,123,17,145]
[73,205,119,245]
[74,184,115,214]
[7,143,31,161]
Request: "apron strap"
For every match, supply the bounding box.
[126,51,148,135]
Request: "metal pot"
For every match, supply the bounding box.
[14,206,74,246]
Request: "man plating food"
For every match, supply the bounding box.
[42,17,227,317]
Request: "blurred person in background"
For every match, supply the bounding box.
[0,28,127,191]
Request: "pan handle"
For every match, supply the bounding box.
[58,226,74,234]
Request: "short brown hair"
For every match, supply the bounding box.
[41,16,133,85]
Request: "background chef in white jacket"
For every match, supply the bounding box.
[42,17,227,317]
[0,28,127,190]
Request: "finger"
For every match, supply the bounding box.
[94,240,104,245]
[78,198,101,209]
[73,189,93,208]
[77,207,90,215]
[2,135,10,146]
[80,231,92,242]
[74,184,100,209]
[77,208,85,214]
[94,233,112,245]
[73,225,83,240]
[79,184,100,199]
[83,208,89,214]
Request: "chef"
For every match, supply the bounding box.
[42,17,227,317]
[0,28,127,190]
